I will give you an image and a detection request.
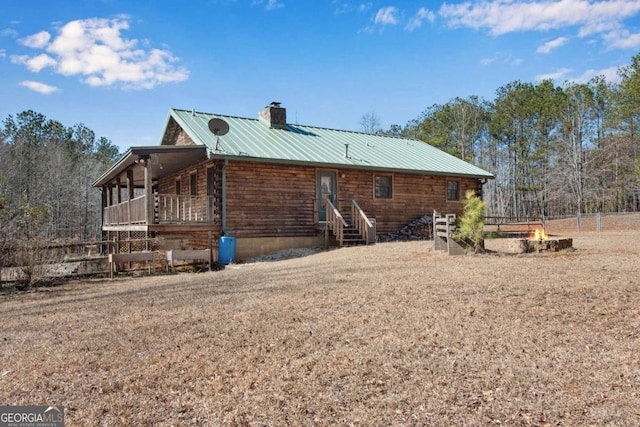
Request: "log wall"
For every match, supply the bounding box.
[225,162,317,238]
[158,159,483,239]
[156,159,223,249]
[157,158,223,203]
[336,170,480,234]
[225,161,482,237]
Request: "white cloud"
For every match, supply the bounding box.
[0,49,5,58]
[19,30,51,48]
[535,66,621,84]
[333,2,372,14]
[1,28,19,38]
[406,8,436,31]
[439,0,640,49]
[479,51,523,66]
[537,36,569,53]
[333,2,350,14]
[358,25,376,35]
[252,0,284,10]
[10,54,28,64]
[266,0,284,10]
[536,67,573,81]
[574,66,621,83]
[11,53,57,72]
[374,6,399,25]
[12,16,189,90]
[19,80,59,94]
[602,29,640,49]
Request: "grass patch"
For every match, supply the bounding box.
[1,231,639,425]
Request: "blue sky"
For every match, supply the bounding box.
[1,0,639,150]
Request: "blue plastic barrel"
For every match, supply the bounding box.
[218,236,236,264]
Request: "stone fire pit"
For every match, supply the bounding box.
[507,236,573,254]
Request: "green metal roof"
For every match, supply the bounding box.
[164,108,494,179]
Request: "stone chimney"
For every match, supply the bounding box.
[259,102,287,129]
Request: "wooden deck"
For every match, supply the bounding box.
[103,194,218,227]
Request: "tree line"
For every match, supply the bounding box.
[381,52,640,220]
[0,110,119,251]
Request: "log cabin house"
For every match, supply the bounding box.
[93,103,493,260]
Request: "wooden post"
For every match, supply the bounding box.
[144,162,154,225]
[127,230,132,271]
[116,177,122,204]
[126,169,134,225]
[208,231,213,271]
[109,254,115,280]
[324,211,329,249]
[446,215,451,254]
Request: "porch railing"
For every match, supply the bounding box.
[323,198,347,245]
[157,194,216,223]
[104,195,147,225]
[103,194,216,226]
[351,199,373,244]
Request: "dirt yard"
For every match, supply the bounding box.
[1,230,639,426]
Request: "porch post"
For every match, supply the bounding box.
[127,169,134,224]
[144,162,154,224]
[116,177,122,204]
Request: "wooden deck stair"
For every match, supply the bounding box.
[323,199,374,247]
[340,212,366,246]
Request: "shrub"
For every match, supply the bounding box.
[455,190,486,253]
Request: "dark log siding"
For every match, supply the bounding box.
[225,162,317,238]
[156,159,223,249]
[157,159,223,206]
[158,159,482,239]
[176,130,195,146]
[336,170,480,234]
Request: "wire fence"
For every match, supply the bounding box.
[544,211,640,232]
[483,211,640,233]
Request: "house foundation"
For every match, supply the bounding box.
[235,235,326,260]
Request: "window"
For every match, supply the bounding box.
[374,175,393,199]
[175,179,181,195]
[447,180,460,201]
[190,173,197,196]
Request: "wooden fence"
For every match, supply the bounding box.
[433,214,465,256]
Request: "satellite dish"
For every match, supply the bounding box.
[208,118,229,136]
[208,118,230,151]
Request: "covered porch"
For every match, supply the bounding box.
[93,146,219,230]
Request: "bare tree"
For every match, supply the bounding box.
[0,111,119,244]
[360,111,381,134]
